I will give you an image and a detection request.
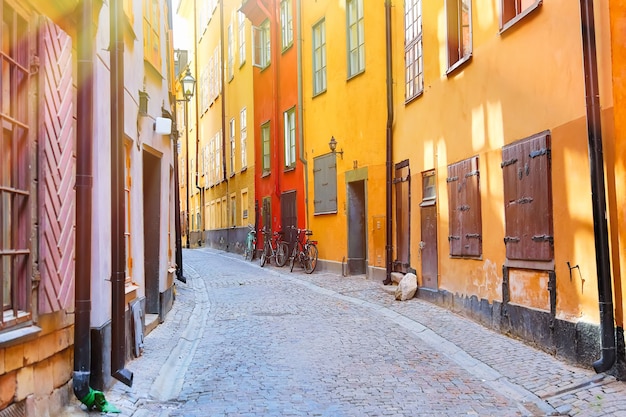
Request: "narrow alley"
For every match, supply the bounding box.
[61,248,626,417]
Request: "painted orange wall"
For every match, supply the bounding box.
[392,0,615,325]
[301,0,388,272]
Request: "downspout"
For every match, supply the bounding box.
[220,0,231,247]
[383,0,394,285]
[166,108,185,283]
[74,0,94,402]
[110,0,133,386]
[296,0,308,227]
[580,0,616,373]
[193,0,203,239]
[273,0,281,201]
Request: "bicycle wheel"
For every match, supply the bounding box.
[260,242,268,267]
[289,246,297,272]
[276,242,289,267]
[304,244,318,274]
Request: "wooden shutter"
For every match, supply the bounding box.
[38,16,75,313]
[313,153,337,214]
[394,161,410,270]
[447,156,481,257]
[502,131,552,261]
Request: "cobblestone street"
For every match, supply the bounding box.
[61,248,626,416]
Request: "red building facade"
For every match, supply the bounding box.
[241,0,306,247]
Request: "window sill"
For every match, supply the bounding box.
[499,0,542,35]
[0,324,42,348]
[312,89,327,99]
[446,54,472,76]
[241,166,247,173]
[125,283,139,305]
[284,166,295,173]
[261,171,271,178]
[314,210,338,216]
[505,258,554,271]
[405,90,424,106]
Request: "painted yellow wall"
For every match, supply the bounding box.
[301,0,388,269]
[609,0,626,329]
[392,0,615,325]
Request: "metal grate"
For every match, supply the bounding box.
[0,402,25,417]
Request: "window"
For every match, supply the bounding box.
[313,154,338,214]
[280,0,293,50]
[227,23,234,81]
[446,0,472,72]
[405,0,423,101]
[447,156,482,257]
[501,131,553,262]
[125,143,133,283]
[241,189,249,223]
[143,0,162,72]
[253,19,271,69]
[230,118,236,176]
[1,3,31,329]
[238,11,246,66]
[240,108,247,169]
[312,19,327,95]
[501,0,542,31]
[230,194,237,227]
[422,171,436,201]
[214,132,222,182]
[346,0,365,77]
[261,122,271,173]
[284,107,296,168]
[262,197,272,230]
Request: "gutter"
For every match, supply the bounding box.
[193,0,203,236]
[383,0,394,285]
[73,0,94,402]
[579,0,616,373]
[110,0,133,386]
[296,0,308,227]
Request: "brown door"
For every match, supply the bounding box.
[420,171,438,289]
[394,161,410,272]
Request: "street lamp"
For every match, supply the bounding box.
[329,136,344,159]
[179,68,196,248]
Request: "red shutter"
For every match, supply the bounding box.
[38,17,75,313]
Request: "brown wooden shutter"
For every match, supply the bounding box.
[38,17,75,313]
[448,156,482,257]
[447,163,462,256]
[502,132,552,261]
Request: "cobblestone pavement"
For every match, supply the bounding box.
[59,248,626,417]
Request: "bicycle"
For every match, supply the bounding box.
[243,224,257,260]
[288,226,318,274]
[260,227,289,267]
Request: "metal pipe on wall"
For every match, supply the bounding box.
[73,0,94,400]
[579,0,616,373]
[110,0,133,387]
[383,0,394,285]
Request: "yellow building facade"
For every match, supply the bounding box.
[388,0,622,369]
[178,0,255,250]
[301,0,389,278]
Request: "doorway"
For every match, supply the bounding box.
[347,180,366,275]
[281,190,297,252]
[143,151,161,314]
[420,170,438,289]
[394,160,410,273]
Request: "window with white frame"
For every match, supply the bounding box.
[240,108,248,169]
[501,0,541,31]
[284,107,296,168]
[2,4,32,329]
[230,118,236,176]
[238,11,246,66]
[214,131,222,182]
[262,122,271,173]
[312,19,326,95]
[405,0,423,101]
[253,19,271,69]
[446,0,472,71]
[280,0,293,50]
[346,0,365,78]
[227,23,234,81]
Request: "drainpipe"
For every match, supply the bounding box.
[193,0,202,240]
[220,0,231,247]
[383,0,394,285]
[74,0,94,402]
[296,0,308,227]
[110,0,133,386]
[579,0,616,373]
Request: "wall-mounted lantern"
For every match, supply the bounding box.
[329,136,344,159]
